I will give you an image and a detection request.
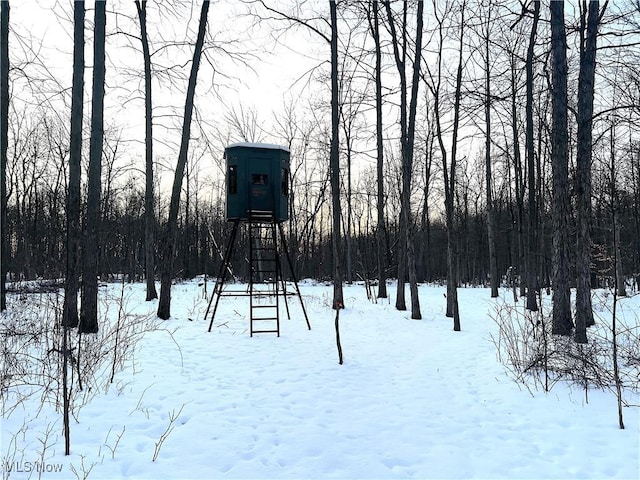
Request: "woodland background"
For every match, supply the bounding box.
[2,0,640,327]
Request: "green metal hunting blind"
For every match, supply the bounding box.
[205,142,310,337]
[225,143,289,222]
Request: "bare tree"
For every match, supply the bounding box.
[481,1,498,298]
[550,0,572,335]
[524,0,540,312]
[507,43,526,299]
[575,0,607,342]
[337,27,366,286]
[329,0,344,309]
[135,0,158,301]
[369,0,387,299]
[63,0,84,328]
[0,0,8,312]
[444,0,464,331]
[610,122,626,298]
[384,0,423,319]
[224,103,265,143]
[157,0,209,320]
[80,0,107,334]
[426,0,462,330]
[247,0,344,308]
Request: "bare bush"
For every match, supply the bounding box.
[1,285,158,417]
[592,291,640,399]
[1,282,161,465]
[1,292,63,418]
[489,293,639,399]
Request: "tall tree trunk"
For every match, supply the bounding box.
[384,0,407,311]
[575,0,605,339]
[431,0,463,330]
[614,215,626,297]
[345,137,352,284]
[371,0,387,299]
[135,0,158,301]
[484,8,498,298]
[0,0,8,312]
[157,0,209,320]
[80,0,107,334]
[445,5,464,331]
[421,117,434,284]
[329,0,344,310]
[184,160,192,279]
[633,151,640,277]
[406,0,423,319]
[64,0,84,328]
[550,0,572,335]
[610,121,626,298]
[509,52,526,299]
[525,0,540,312]
[384,0,422,318]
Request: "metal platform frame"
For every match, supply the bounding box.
[205,211,311,336]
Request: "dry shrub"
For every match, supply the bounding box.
[489,293,639,400]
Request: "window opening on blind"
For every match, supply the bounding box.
[252,174,268,185]
[228,165,237,194]
[281,168,289,196]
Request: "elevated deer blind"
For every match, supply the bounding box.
[225,142,289,223]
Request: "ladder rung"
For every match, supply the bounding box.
[247,219,280,336]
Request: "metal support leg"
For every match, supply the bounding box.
[206,221,240,332]
[278,223,311,330]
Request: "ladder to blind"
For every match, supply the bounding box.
[205,214,311,336]
[248,213,281,336]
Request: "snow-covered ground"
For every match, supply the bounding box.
[2,280,639,479]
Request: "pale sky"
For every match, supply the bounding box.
[7,0,326,141]
[6,0,329,199]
